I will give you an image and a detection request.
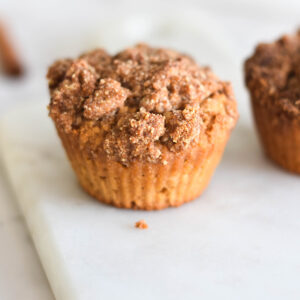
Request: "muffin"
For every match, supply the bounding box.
[47,44,238,210]
[245,31,300,174]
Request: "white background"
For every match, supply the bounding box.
[0,0,299,299]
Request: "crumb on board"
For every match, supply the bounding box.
[135,220,148,229]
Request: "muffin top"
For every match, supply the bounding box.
[245,30,300,118]
[47,44,237,165]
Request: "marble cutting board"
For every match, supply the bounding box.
[1,13,300,300]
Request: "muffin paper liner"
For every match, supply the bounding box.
[56,126,230,210]
[252,102,300,174]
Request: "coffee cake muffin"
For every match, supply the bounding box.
[245,31,300,174]
[47,44,238,210]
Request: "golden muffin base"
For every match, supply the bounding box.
[56,127,230,210]
[252,102,300,174]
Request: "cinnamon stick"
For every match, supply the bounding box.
[0,21,23,76]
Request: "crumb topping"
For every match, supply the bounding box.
[83,78,129,120]
[103,110,165,164]
[135,220,148,229]
[245,30,300,118]
[48,44,237,165]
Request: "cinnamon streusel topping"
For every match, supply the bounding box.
[245,30,300,118]
[48,44,237,165]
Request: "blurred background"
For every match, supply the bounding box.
[0,0,299,299]
[1,0,299,113]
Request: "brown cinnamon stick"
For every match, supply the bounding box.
[0,21,23,76]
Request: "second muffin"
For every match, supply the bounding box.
[245,31,300,174]
[47,44,238,209]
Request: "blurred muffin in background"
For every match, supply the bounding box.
[245,30,300,174]
[47,44,238,210]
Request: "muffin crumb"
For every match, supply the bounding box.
[135,220,148,229]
